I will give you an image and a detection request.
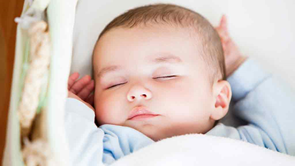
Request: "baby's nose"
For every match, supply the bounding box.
[127,85,152,102]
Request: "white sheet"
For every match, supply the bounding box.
[111,134,295,166]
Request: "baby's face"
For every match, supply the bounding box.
[93,25,217,141]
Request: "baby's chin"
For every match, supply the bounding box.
[133,125,183,142]
[124,118,216,141]
[142,131,166,142]
[122,123,164,141]
[134,124,215,142]
[146,131,191,142]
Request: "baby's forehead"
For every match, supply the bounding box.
[93,24,204,67]
[97,24,202,52]
[94,25,201,56]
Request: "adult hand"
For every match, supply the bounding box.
[215,15,247,77]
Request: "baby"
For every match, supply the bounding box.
[66,4,295,165]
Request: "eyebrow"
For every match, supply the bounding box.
[97,54,182,79]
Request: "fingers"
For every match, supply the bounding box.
[216,15,229,40]
[77,80,95,100]
[68,73,95,108]
[68,90,95,111]
[68,72,80,89]
[70,75,91,94]
[219,15,228,32]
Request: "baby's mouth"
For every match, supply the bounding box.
[128,114,159,120]
[128,106,159,120]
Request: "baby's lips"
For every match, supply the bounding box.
[128,106,159,120]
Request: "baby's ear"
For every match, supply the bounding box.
[210,80,232,120]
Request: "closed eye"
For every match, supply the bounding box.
[154,75,177,79]
[106,75,177,89]
[106,82,126,89]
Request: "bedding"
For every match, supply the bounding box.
[111,134,295,166]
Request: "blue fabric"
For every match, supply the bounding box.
[64,58,295,166]
[64,99,153,166]
[207,58,295,156]
[100,125,154,164]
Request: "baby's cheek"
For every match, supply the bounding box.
[94,95,124,125]
[165,79,192,101]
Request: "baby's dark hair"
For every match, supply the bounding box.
[97,3,226,82]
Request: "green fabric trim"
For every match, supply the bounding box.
[18,38,30,106]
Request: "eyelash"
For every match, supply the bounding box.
[106,75,177,89]
[154,75,177,79]
[106,82,126,89]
